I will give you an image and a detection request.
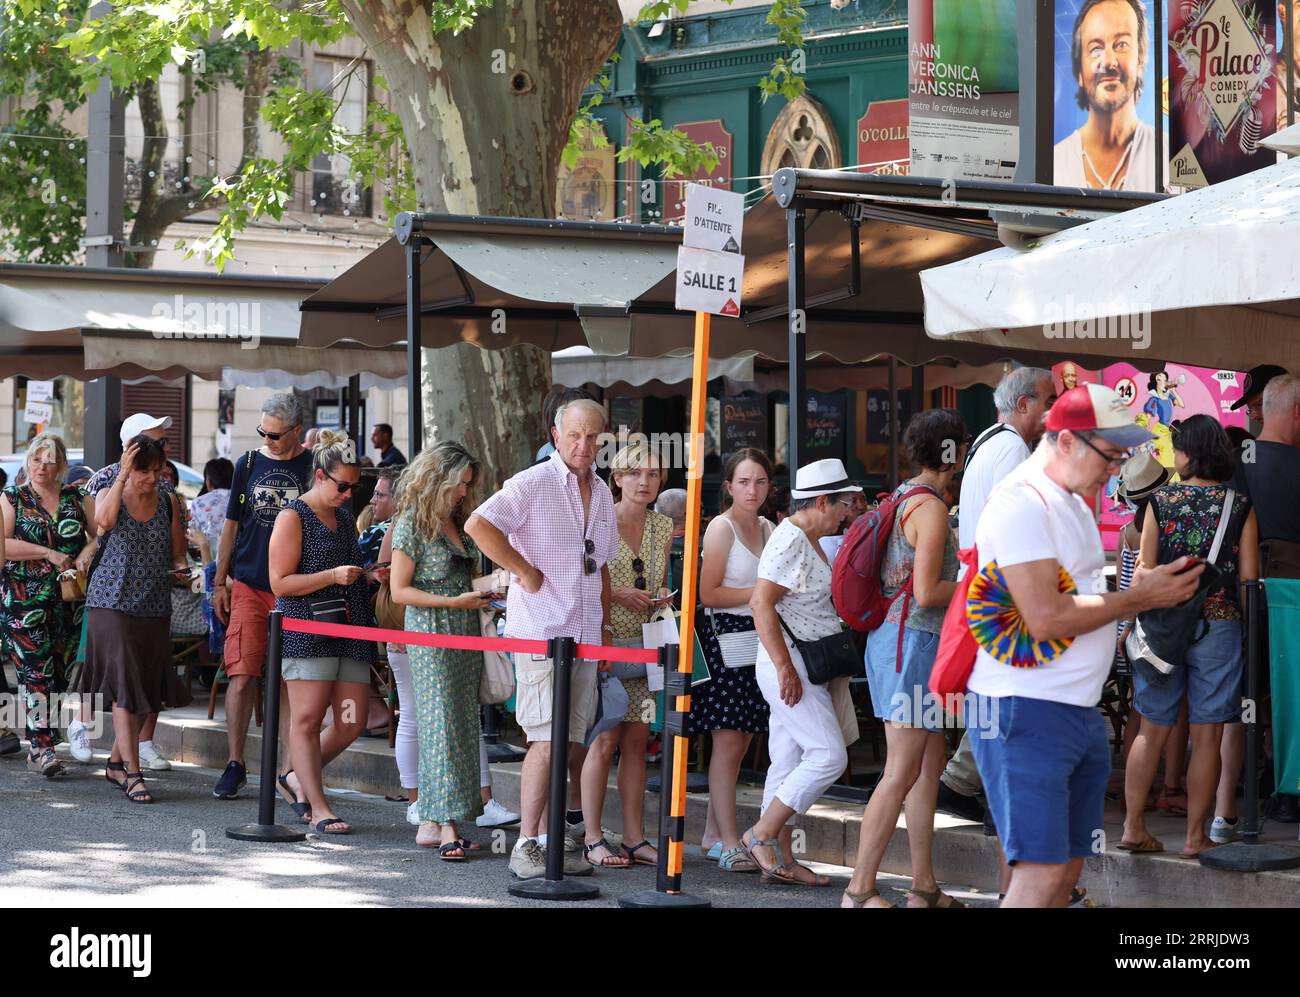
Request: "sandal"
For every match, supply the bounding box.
[718,844,758,873]
[437,840,467,862]
[740,828,788,881]
[1152,788,1188,817]
[584,837,630,868]
[123,771,154,804]
[908,887,966,908]
[314,817,351,834]
[621,839,658,867]
[105,759,127,792]
[766,862,832,887]
[277,770,311,822]
[842,888,894,908]
[1115,834,1164,854]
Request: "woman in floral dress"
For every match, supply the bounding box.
[389,442,495,860]
[1,433,96,777]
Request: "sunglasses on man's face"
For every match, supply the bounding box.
[257,425,299,442]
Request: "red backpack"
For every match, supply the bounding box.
[832,485,940,638]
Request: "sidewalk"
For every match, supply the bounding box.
[105,703,1300,907]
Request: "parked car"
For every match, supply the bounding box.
[0,449,203,499]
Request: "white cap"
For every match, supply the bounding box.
[119,412,172,445]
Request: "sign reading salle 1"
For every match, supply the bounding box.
[675,183,745,317]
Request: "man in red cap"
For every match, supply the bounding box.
[967,384,1204,907]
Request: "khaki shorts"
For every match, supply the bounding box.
[282,656,371,685]
[513,652,598,743]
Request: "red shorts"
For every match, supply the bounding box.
[223,580,276,678]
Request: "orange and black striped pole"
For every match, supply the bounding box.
[619,310,712,908]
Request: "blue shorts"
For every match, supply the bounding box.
[969,695,1110,865]
[865,621,944,731]
[1133,618,1244,726]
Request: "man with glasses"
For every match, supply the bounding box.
[466,397,617,880]
[210,393,313,799]
[74,413,181,772]
[966,384,1204,906]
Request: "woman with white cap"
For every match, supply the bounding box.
[742,458,858,887]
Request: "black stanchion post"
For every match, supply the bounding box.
[619,643,710,908]
[227,610,306,843]
[1201,580,1300,871]
[509,636,599,900]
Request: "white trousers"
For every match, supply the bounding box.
[755,640,848,818]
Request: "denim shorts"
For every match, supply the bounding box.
[1133,618,1244,726]
[865,621,944,731]
[969,695,1110,865]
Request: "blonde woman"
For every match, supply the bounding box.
[268,430,376,834]
[2,433,96,775]
[389,442,495,860]
[579,442,673,869]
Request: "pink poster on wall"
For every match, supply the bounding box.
[1097,361,1247,548]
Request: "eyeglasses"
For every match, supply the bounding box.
[323,470,356,494]
[1077,433,1128,470]
[835,499,856,510]
[583,538,596,575]
[257,425,299,442]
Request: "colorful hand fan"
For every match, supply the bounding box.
[967,559,1076,668]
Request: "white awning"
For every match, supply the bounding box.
[550,345,753,388]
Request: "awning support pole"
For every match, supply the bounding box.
[786,203,807,473]
[405,238,424,457]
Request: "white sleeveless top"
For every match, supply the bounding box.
[715,514,773,618]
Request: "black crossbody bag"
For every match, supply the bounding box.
[777,614,863,685]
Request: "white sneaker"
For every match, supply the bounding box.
[476,798,521,828]
[137,742,171,772]
[66,719,93,763]
[509,839,547,879]
[1209,816,1240,844]
[406,801,420,826]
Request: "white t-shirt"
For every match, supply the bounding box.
[1052,121,1156,191]
[757,519,843,652]
[966,463,1111,708]
[958,423,1030,550]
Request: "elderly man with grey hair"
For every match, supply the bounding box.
[935,366,1055,839]
[210,392,313,800]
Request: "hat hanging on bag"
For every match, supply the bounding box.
[119,412,172,445]
[1046,384,1153,448]
[790,458,863,500]
[1116,451,1169,504]
[1229,364,1288,411]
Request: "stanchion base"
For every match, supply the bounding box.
[1198,842,1300,872]
[486,742,527,763]
[226,823,308,843]
[617,889,711,909]
[508,877,601,901]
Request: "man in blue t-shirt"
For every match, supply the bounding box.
[210,393,313,799]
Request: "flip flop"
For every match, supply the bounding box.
[314,817,351,834]
[277,770,312,822]
[1115,835,1164,854]
[1179,842,1220,860]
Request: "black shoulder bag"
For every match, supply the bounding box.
[777,614,863,685]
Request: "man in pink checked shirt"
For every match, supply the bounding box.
[466,397,616,880]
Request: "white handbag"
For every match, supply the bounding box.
[477,608,515,705]
[710,610,759,669]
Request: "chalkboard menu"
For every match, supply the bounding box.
[721,394,767,455]
[804,391,847,461]
[865,390,914,443]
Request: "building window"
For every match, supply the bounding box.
[310,57,372,217]
[760,95,843,176]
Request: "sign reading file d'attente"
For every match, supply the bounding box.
[676,182,746,318]
[682,183,743,254]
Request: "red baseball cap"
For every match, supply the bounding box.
[1046,384,1153,448]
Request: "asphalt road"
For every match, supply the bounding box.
[0,749,995,909]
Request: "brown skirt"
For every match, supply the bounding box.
[78,608,193,714]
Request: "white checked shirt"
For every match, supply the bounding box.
[475,451,618,647]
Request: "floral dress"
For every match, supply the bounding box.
[3,484,88,749]
[391,510,484,825]
[610,510,673,724]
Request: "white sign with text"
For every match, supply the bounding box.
[683,183,744,254]
[675,246,744,317]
